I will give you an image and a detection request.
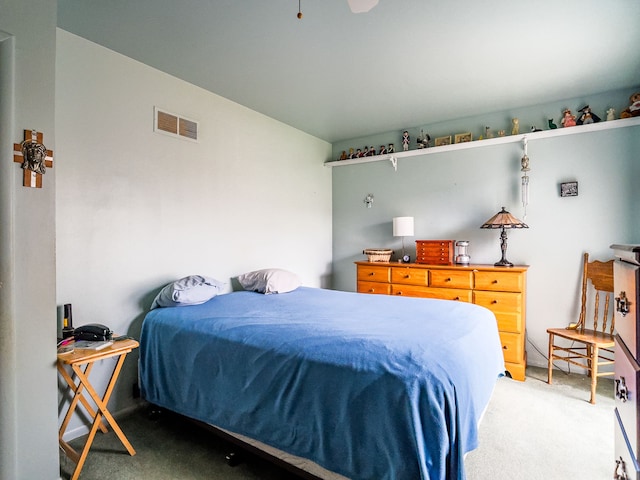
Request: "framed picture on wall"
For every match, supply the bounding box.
[560,181,578,197]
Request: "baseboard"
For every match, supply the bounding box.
[60,400,146,442]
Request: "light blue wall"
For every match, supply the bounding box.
[331,107,640,368]
[56,30,333,439]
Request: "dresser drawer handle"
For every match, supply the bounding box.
[492,280,499,284]
[445,277,452,282]
[453,296,460,301]
[615,456,629,480]
[615,377,629,402]
[404,275,410,279]
[369,272,375,276]
[368,288,375,293]
[503,345,508,350]
[395,291,403,295]
[492,300,498,304]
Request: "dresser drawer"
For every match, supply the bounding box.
[474,270,523,292]
[499,331,523,364]
[615,336,640,460]
[473,290,522,315]
[615,408,640,480]
[429,270,473,289]
[357,281,391,295]
[391,284,432,297]
[391,267,428,286]
[493,311,523,334]
[415,287,472,302]
[357,265,391,283]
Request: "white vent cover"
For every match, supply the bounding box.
[154,107,199,142]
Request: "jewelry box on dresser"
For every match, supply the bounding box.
[355,261,528,381]
[612,244,640,480]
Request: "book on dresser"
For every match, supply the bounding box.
[355,261,528,381]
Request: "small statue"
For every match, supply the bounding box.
[379,145,387,155]
[387,143,395,153]
[355,148,363,158]
[348,148,355,159]
[561,109,576,127]
[620,92,640,118]
[548,118,557,129]
[606,108,616,121]
[367,146,376,156]
[339,151,347,160]
[416,130,430,149]
[531,126,542,132]
[484,126,493,139]
[576,105,601,125]
[497,130,505,137]
[511,118,519,135]
[402,131,410,151]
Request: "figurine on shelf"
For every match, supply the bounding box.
[348,148,355,159]
[402,131,410,151]
[367,146,376,156]
[576,105,601,125]
[620,92,640,118]
[561,109,577,127]
[497,129,505,137]
[362,146,370,157]
[355,148,363,158]
[339,151,347,160]
[548,118,557,129]
[606,108,616,121]
[531,126,542,132]
[416,130,430,149]
[484,126,493,139]
[388,143,395,153]
[511,118,519,135]
[379,145,387,155]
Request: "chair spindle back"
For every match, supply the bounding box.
[577,252,615,334]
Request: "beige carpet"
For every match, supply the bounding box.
[465,366,614,480]
[60,366,614,479]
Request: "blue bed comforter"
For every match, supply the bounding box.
[139,287,504,480]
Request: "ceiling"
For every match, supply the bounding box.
[57,0,640,144]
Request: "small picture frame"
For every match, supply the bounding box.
[454,132,473,143]
[435,135,452,147]
[560,181,578,197]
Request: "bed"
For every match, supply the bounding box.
[139,285,504,480]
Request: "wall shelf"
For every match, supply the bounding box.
[324,117,640,168]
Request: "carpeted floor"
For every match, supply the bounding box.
[60,366,614,479]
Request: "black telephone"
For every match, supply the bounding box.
[74,323,112,342]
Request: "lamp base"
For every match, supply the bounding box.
[494,259,514,267]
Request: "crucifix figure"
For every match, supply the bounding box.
[13,129,54,188]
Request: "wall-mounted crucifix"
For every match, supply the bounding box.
[13,129,54,188]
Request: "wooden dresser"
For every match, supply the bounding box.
[612,245,640,479]
[355,261,528,381]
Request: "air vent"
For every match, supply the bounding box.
[154,107,199,142]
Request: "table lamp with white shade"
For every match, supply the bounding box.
[393,216,414,263]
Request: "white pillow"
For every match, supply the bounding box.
[237,268,301,294]
[151,275,226,309]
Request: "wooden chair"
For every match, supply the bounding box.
[547,252,615,404]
